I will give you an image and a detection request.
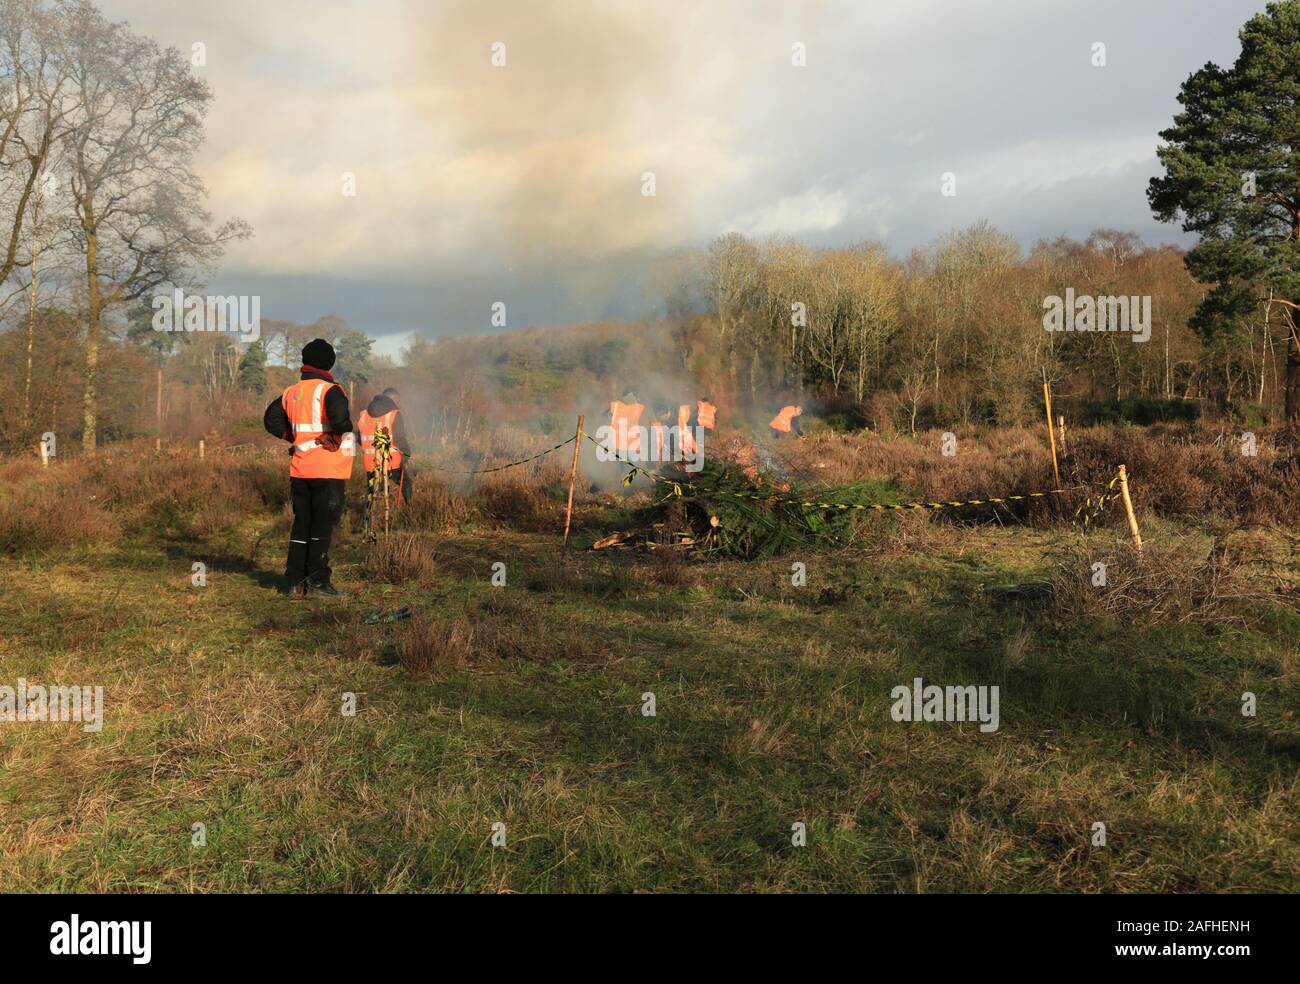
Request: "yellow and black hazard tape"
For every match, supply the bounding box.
[1074,471,1122,528]
[362,427,395,540]
[425,435,576,475]
[699,486,1079,512]
[584,432,1084,513]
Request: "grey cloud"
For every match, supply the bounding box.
[102,0,1271,348]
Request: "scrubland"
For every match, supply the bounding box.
[1,423,1297,892]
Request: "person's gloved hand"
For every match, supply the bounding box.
[318,433,341,452]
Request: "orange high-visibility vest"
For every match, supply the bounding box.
[677,404,696,458]
[769,405,802,433]
[696,400,716,429]
[357,408,404,471]
[282,379,355,480]
[609,401,644,453]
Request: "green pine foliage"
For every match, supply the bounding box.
[648,459,904,559]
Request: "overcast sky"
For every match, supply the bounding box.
[100,0,1270,357]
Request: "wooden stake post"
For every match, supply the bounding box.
[563,415,584,550]
[381,450,391,537]
[1117,464,1142,554]
[1042,369,1060,488]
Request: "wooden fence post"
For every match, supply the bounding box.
[1117,464,1142,554]
[563,415,584,550]
[1042,369,1060,488]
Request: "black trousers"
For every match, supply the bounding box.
[286,477,346,587]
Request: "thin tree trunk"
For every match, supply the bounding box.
[1285,318,1300,422]
[22,193,38,438]
[1164,324,1171,399]
[83,222,100,451]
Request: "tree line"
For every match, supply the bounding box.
[0,0,247,451]
[654,225,1269,431]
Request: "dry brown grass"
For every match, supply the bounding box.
[0,466,118,551]
[645,544,689,586]
[783,422,1300,528]
[396,612,477,675]
[396,478,472,531]
[1065,423,1300,524]
[362,532,437,583]
[0,444,287,552]
[474,461,569,531]
[789,426,1058,511]
[394,594,574,676]
[1050,534,1295,626]
[4,422,1298,559]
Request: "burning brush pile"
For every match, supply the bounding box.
[594,438,903,560]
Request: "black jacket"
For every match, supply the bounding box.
[264,368,353,442]
[361,393,411,456]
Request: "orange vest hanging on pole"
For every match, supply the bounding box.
[677,404,696,458]
[358,408,404,471]
[282,379,355,480]
[696,400,716,430]
[609,400,644,453]
[769,405,802,433]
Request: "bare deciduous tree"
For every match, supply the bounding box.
[59,0,249,448]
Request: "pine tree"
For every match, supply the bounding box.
[1150,0,1300,420]
[237,339,267,393]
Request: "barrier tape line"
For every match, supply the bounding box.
[424,435,576,475]
[693,486,1080,511]
[1074,472,1122,528]
[585,432,1097,515]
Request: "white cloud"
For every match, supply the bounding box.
[96,0,1263,335]
[728,186,850,238]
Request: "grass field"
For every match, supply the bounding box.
[1,438,1297,893]
[0,434,1294,894]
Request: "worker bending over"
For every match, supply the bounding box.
[769,404,804,439]
[263,338,355,597]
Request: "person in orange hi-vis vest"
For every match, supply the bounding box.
[263,338,355,597]
[677,403,697,459]
[696,397,717,430]
[769,404,804,439]
[357,387,413,524]
[608,395,644,455]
